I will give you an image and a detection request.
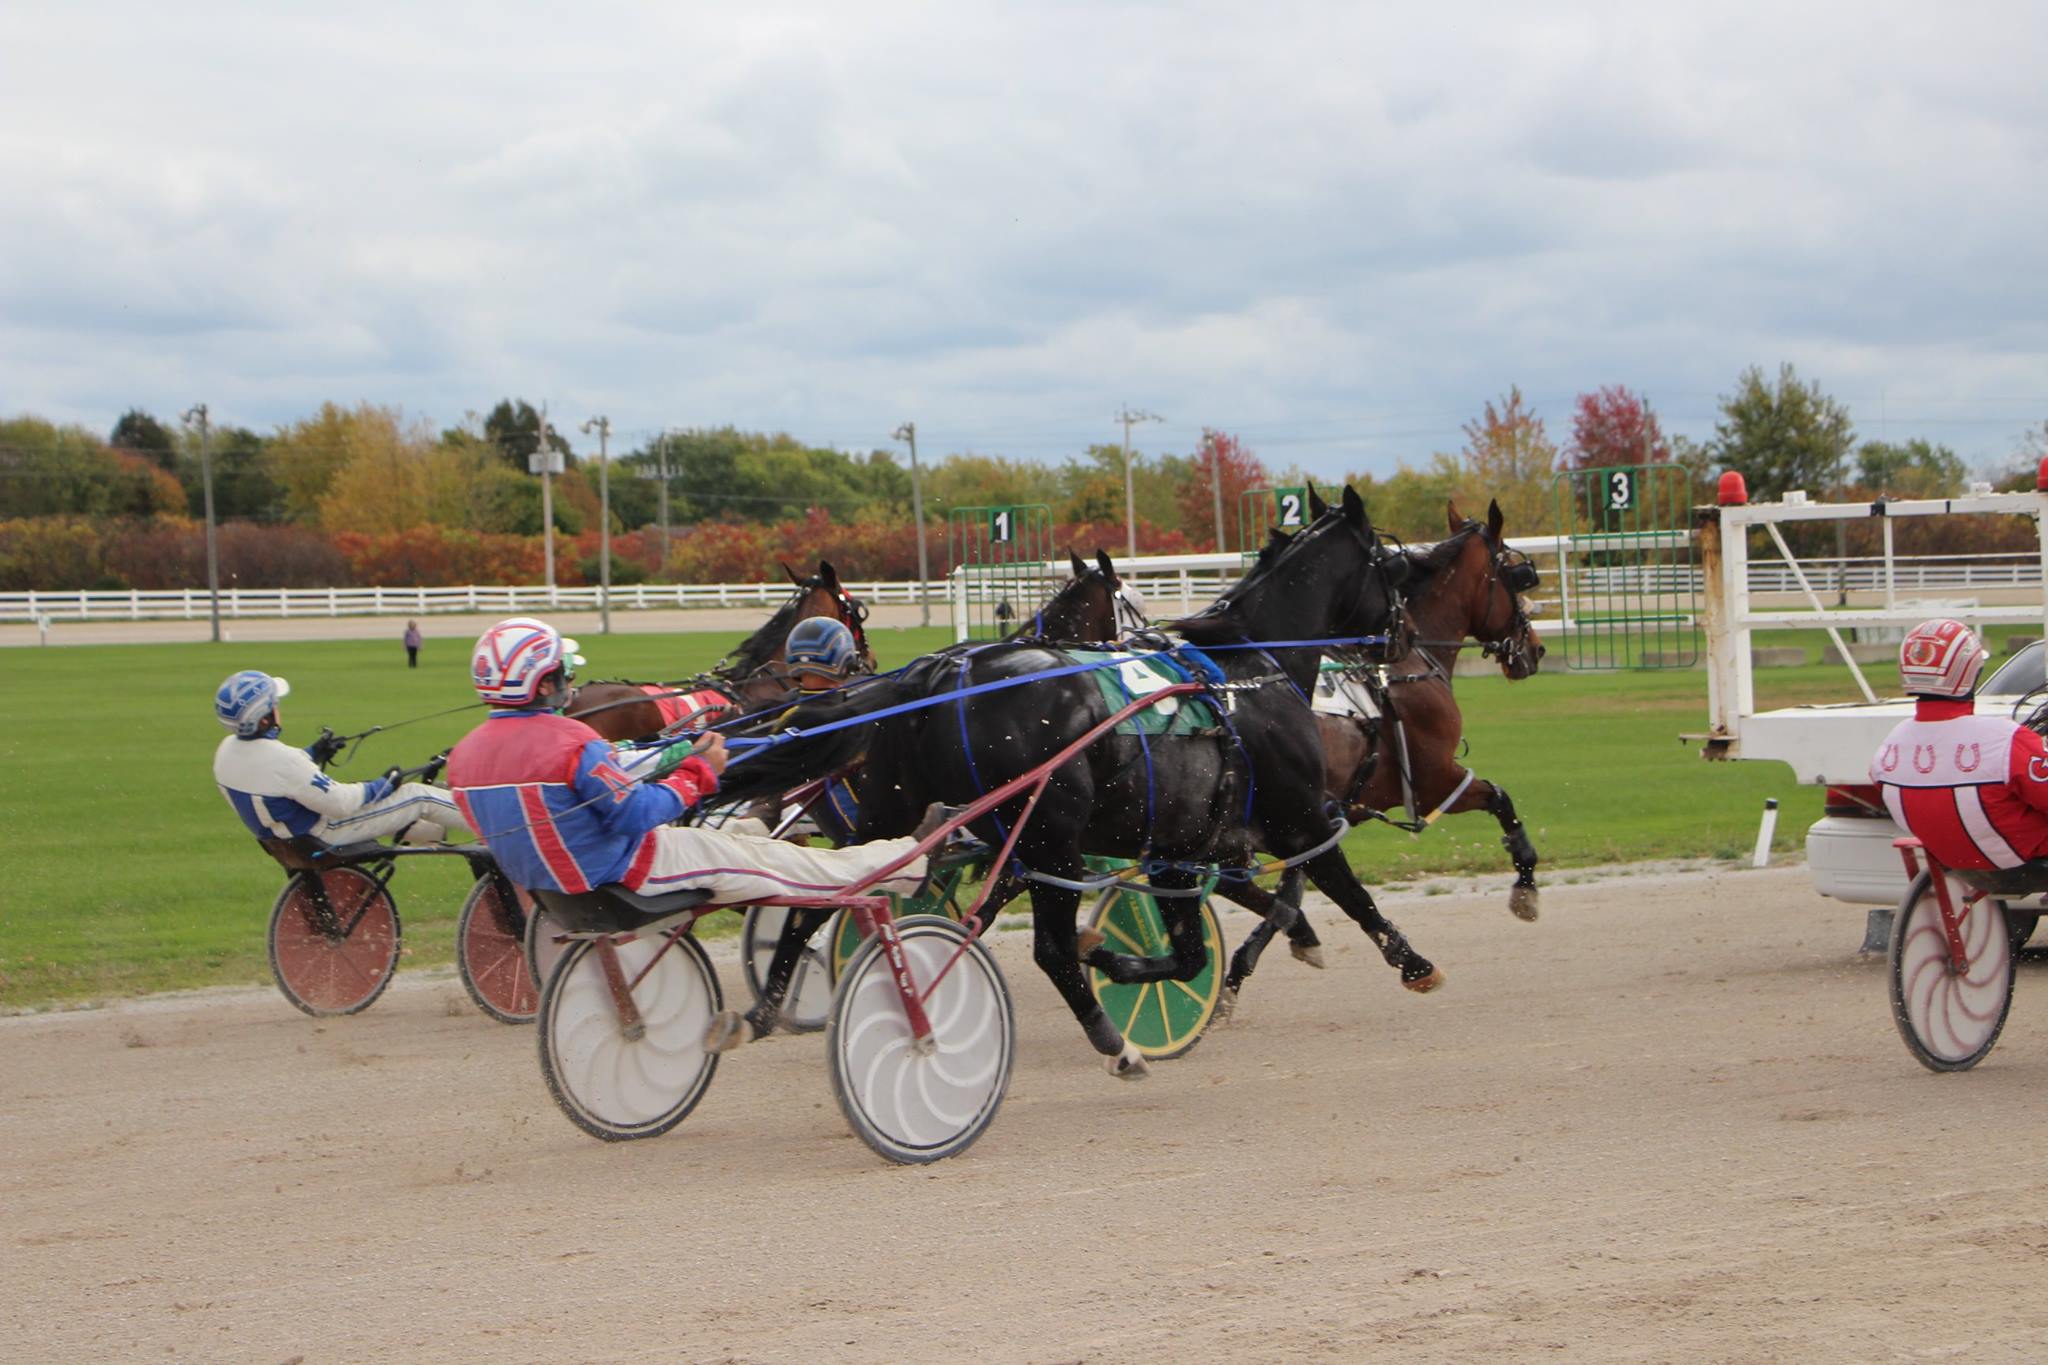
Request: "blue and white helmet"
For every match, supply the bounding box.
[471,616,583,707]
[786,616,857,685]
[215,669,290,737]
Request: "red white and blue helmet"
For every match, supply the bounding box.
[215,669,290,737]
[786,616,857,685]
[471,617,583,707]
[1899,618,1988,699]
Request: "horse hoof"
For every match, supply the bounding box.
[1215,986,1238,1024]
[1076,928,1106,956]
[1106,1042,1150,1080]
[1290,942,1326,970]
[1403,966,1446,994]
[1509,884,1540,922]
[703,1011,756,1053]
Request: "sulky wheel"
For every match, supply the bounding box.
[740,904,836,1034]
[1083,871,1225,1061]
[523,900,572,997]
[456,877,537,1025]
[268,868,401,1017]
[537,930,722,1142]
[1889,869,2017,1073]
[828,915,1014,1164]
[830,859,973,984]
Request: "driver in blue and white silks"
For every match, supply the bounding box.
[212,670,472,846]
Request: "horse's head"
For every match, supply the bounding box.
[730,559,876,683]
[785,559,875,671]
[1177,481,1410,657]
[1440,498,1544,679]
[1023,550,1146,643]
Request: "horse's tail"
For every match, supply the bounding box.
[712,675,919,804]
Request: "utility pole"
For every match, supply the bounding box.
[892,421,931,626]
[1116,405,1162,559]
[534,404,559,595]
[1205,430,1226,553]
[581,416,612,635]
[182,403,221,643]
[655,429,670,576]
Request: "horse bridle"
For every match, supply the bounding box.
[1477,538,1540,673]
[1205,522,1412,660]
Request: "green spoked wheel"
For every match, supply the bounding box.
[1083,858,1225,1061]
[829,852,979,984]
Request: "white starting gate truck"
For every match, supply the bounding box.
[1699,481,2048,945]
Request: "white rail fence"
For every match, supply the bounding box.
[7,549,2046,626]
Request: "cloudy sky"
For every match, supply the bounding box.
[3,1,2045,478]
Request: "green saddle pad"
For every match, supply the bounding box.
[1066,651,1220,737]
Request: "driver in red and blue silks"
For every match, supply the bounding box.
[1871,618,2048,871]
[445,617,928,903]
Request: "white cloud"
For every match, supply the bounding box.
[0,0,2044,473]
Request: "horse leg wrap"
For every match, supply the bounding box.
[1083,947,1182,984]
[1271,869,1319,953]
[703,1011,757,1053]
[1080,1006,1123,1058]
[1488,786,1541,922]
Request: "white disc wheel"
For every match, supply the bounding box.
[524,901,572,997]
[740,905,837,1034]
[1889,870,2016,1073]
[827,915,1014,1164]
[538,931,722,1141]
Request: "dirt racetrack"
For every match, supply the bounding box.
[6,863,2048,1363]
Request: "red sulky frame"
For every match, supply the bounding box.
[575,682,1210,1047]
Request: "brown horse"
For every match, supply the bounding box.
[566,560,876,744]
[1213,496,1545,1005]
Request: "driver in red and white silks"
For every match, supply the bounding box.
[1871,619,2048,870]
[446,618,927,904]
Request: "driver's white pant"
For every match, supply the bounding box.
[317,784,474,846]
[630,825,926,904]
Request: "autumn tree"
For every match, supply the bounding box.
[309,405,435,534]
[1709,363,1855,500]
[1568,385,1670,469]
[1436,387,1558,535]
[1176,430,1271,551]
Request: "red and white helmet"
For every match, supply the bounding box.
[471,617,583,707]
[1899,618,1988,699]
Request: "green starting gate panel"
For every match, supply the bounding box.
[949,504,1055,640]
[1236,486,1310,564]
[1551,463,1700,670]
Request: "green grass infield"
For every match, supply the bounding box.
[1,626,1867,1009]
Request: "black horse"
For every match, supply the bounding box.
[718,486,1444,1078]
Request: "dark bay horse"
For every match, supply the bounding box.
[718,486,1441,1080]
[1009,550,1149,643]
[1212,496,1547,1008]
[567,560,875,743]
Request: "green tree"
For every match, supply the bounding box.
[482,399,574,474]
[110,409,177,470]
[177,424,282,522]
[1709,363,1856,501]
[1856,438,1965,497]
[0,416,184,518]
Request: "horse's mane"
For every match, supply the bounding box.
[1403,522,1481,585]
[718,589,808,678]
